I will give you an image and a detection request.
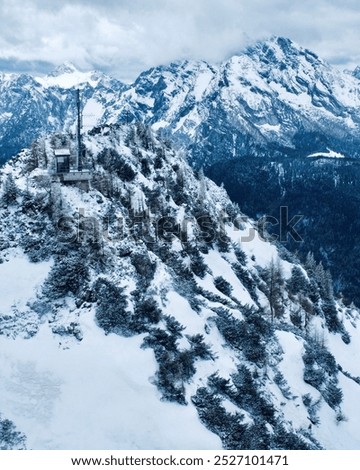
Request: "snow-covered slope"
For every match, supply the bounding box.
[0,306,219,450]
[0,125,360,450]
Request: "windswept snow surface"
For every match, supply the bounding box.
[307,149,346,159]
[0,312,221,450]
[276,329,360,449]
[0,253,220,449]
[0,251,51,312]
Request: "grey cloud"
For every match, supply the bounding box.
[0,58,54,74]
[0,0,360,80]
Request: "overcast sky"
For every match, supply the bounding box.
[0,0,359,81]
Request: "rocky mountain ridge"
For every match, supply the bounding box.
[0,125,360,449]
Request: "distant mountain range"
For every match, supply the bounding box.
[1,36,360,165]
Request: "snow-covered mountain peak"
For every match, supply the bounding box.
[0,71,17,83]
[352,65,360,80]
[245,36,321,66]
[48,61,79,77]
[35,62,111,89]
[233,35,338,94]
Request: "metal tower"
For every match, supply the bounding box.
[76,89,82,171]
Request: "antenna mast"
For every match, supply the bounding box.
[76,89,82,171]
